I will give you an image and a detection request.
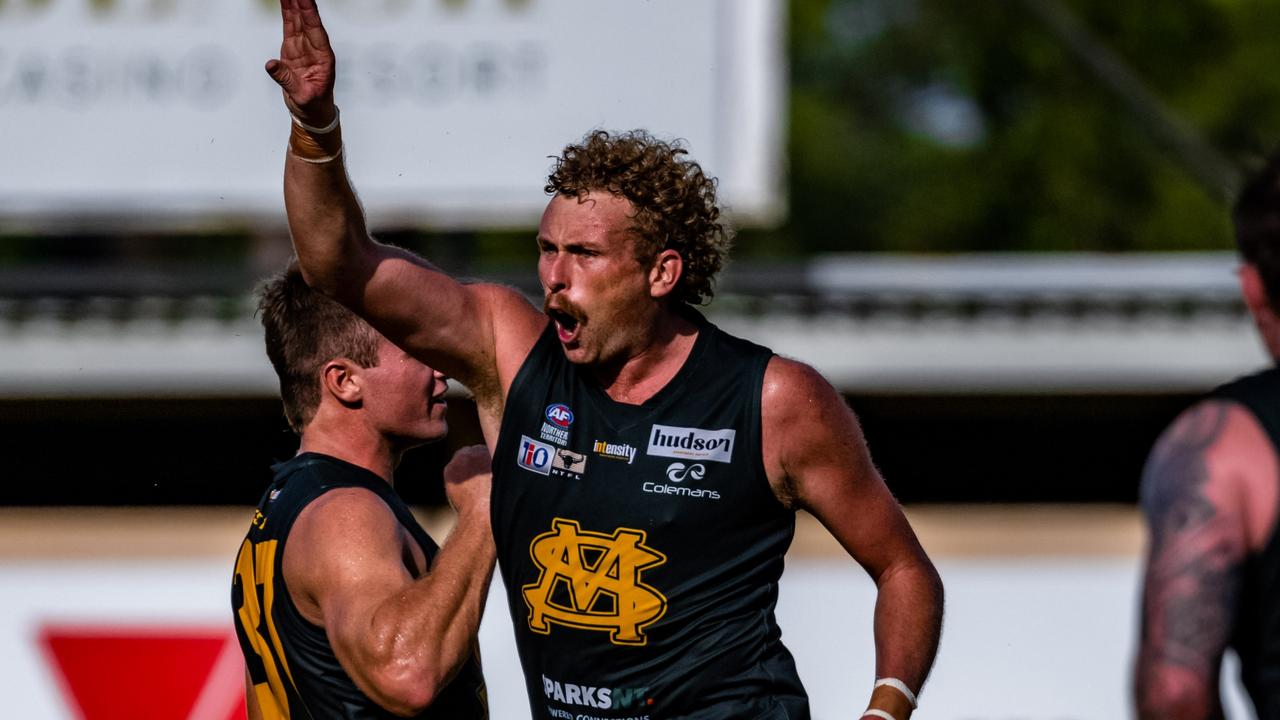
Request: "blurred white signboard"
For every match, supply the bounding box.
[0,0,784,230]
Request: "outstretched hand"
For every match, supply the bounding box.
[266,0,336,127]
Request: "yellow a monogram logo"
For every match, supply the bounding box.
[522,518,667,646]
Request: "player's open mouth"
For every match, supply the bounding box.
[548,309,580,344]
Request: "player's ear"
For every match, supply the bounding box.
[1242,263,1273,317]
[321,359,363,405]
[648,249,683,299]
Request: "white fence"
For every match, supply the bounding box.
[0,507,1256,719]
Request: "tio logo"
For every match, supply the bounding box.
[518,435,554,476]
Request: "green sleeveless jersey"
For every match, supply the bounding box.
[492,313,810,720]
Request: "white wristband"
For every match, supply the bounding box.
[292,145,344,164]
[291,108,340,135]
[861,711,897,720]
[874,677,918,708]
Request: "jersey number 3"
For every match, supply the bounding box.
[232,538,293,719]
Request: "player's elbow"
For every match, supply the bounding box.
[1134,671,1215,720]
[881,551,944,605]
[367,661,449,717]
[295,248,372,303]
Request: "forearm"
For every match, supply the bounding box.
[367,507,496,700]
[283,148,378,300]
[871,557,943,695]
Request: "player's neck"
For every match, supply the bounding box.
[593,308,699,404]
[297,417,399,485]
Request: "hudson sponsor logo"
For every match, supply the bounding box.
[551,448,587,480]
[518,435,554,476]
[541,674,652,712]
[643,462,720,500]
[645,424,735,463]
[593,439,637,464]
[545,403,574,428]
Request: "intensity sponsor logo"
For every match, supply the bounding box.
[518,435,554,476]
[643,462,720,500]
[551,448,587,480]
[645,424,735,463]
[593,440,637,464]
[523,518,667,646]
[542,674,653,713]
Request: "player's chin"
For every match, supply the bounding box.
[559,340,594,365]
[402,418,449,445]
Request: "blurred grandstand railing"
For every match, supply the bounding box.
[0,252,1264,398]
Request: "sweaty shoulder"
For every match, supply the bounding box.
[761,356,839,423]
[466,283,547,403]
[283,486,413,626]
[760,356,866,505]
[1144,399,1280,552]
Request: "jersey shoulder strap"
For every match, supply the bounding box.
[1213,366,1280,448]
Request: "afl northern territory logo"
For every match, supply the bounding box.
[522,518,667,646]
[545,404,574,428]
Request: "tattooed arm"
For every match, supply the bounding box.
[1135,400,1278,719]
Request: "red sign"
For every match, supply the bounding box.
[38,624,247,720]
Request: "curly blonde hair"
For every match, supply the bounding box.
[545,130,731,306]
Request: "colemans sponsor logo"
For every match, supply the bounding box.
[643,462,720,500]
[645,424,735,463]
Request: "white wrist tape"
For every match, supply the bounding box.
[861,711,897,720]
[874,677,918,708]
[291,108,340,135]
[292,146,344,164]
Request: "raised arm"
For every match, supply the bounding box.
[761,358,943,720]
[283,447,496,715]
[1135,400,1277,719]
[266,0,543,400]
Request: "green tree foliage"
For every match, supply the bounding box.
[763,0,1280,254]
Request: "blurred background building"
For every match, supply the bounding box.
[2,0,1278,717]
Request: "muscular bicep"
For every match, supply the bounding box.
[346,249,545,395]
[762,357,927,580]
[284,489,417,699]
[1136,401,1251,715]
